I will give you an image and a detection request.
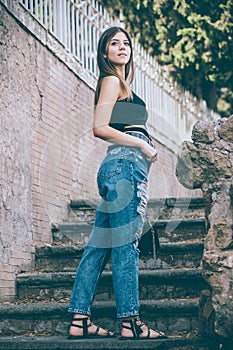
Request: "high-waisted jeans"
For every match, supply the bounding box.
[68,131,153,318]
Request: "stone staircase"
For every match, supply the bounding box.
[0,197,217,349]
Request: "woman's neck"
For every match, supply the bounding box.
[115,66,126,79]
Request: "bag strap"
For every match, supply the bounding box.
[145,213,160,264]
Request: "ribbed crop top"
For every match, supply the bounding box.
[109,91,148,132]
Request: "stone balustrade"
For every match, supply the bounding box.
[176,115,233,344]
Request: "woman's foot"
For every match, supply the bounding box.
[121,317,167,340]
[68,314,115,339]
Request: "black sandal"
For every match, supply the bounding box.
[68,316,115,339]
[120,317,167,340]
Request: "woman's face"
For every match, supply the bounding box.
[105,31,131,67]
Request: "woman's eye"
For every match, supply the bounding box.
[110,41,130,46]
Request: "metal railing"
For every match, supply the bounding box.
[19,0,220,150]
[20,0,115,77]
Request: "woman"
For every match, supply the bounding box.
[68,26,167,340]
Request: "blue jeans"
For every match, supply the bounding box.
[68,132,152,318]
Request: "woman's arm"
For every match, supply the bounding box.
[93,76,157,162]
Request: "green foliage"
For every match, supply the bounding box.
[100,0,233,117]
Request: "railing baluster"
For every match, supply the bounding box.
[80,10,84,65]
[70,2,75,55]
[66,0,71,51]
[48,0,52,32]
[53,0,57,34]
[93,25,97,76]
[75,6,80,60]
[44,0,48,29]
[55,0,62,39]
[38,0,41,23]
[29,0,33,13]
[84,5,88,70]
[87,6,91,71]
[63,0,67,47]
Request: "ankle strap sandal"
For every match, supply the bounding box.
[120,317,167,340]
[68,316,115,339]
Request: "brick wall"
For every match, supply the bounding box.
[1,4,39,300]
[0,2,201,301]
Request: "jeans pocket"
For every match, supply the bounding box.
[97,155,124,179]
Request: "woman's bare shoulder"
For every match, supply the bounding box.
[98,76,121,102]
[101,75,121,87]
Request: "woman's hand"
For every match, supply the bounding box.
[140,141,158,163]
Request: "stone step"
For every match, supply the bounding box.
[35,241,204,272]
[154,241,204,269]
[53,218,206,246]
[0,299,203,338]
[155,217,206,243]
[16,269,209,302]
[68,197,205,223]
[52,222,91,246]
[148,197,205,221]
[0,335,214,350]
[1,197,209,348]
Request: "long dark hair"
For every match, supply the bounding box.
[94,26,134,105]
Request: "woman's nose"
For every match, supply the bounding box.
[119,43,126,50]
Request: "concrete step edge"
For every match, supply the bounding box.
[16,269,204,285]
[35,242,204,258]
[0,299,199,318]
[0,335,213,350]
[154,217,206,227]
[69,197,205,210]
[57,217,206,229]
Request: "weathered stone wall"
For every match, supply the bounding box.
[0,4,39,300]
[0,3,97,301]
[0,1,201,301]
[176,116,233,342]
